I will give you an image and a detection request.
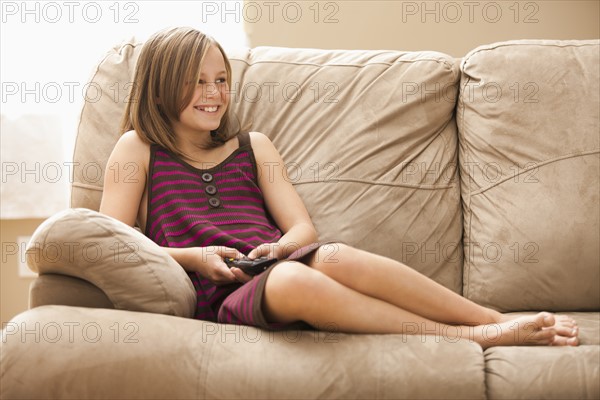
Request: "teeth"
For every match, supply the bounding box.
[197,106,218,112]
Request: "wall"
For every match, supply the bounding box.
[243,0,599,56]
[1,219,42,324]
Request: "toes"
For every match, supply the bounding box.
[536,312,556,329]
[551,335,580,346]
[553,325,578,337]
[567,337,579,346]
[551,315,578,337]
[555,315,577,327]
[551,335,567,346]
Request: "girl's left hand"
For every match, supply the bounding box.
[248,243,282,260]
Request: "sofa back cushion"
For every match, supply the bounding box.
[72,39,463,292]
[458,40,600,311]
[71,40,140,210]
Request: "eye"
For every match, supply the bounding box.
[216,77,227,84]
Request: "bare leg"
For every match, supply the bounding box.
[263,262,578,349]
[306,244,499,325]
[305,244,578,338]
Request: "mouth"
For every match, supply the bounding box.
[194,105,220,113]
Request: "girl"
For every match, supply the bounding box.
[99,27,579,349]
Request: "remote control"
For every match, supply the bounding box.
[224,256,278,276]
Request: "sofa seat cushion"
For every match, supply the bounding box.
[1,305,486,400]
[484,311,599,399]
[26,208,196,317]
[458,40,600,311]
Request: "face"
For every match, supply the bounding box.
[175,45,230,137]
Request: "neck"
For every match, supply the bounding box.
[173,126,214,156]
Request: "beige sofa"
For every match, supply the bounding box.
[1,39,598,399]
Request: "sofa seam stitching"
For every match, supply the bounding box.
[229,57,455,71]
[470,149,600,197]
[292,177,455,190]
[457,62,473,299]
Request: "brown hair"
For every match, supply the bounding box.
[121,27,237,157]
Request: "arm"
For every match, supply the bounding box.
[99,131,148,227]
[99,131,248,284]
[248,132,319,260]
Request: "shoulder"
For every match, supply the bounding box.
[117,130,151,151]
[112,131,150,158]
[248,131,279,156]
[248,131,271,146]
[108,130,150,170]
[250,132,283,168]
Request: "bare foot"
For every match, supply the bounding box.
[469,312,579,349]
[498,313,578,339]
[549,315,578,338]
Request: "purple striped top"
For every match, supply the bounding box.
[145,132,283,320]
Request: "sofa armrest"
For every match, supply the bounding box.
[29,274,114,310]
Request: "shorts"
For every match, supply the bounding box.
[190,242,332,330]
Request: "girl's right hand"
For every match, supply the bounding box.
[180,246,251,285]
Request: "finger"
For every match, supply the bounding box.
[213,263,238,284]
[248,244,270,260]
[217,247,244,260]
[247,246,261,259]
[247,249,257,259]
[230,267,253,283]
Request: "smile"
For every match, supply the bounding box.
[194,105,219,113]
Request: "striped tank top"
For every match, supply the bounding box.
[145,132,283,320]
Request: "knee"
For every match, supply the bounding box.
[265,261,337,303]
[263,261,323,318]
[266,261,318,296]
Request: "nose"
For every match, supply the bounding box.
[202,82,219,102]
